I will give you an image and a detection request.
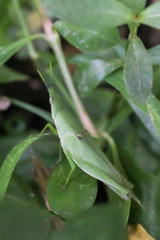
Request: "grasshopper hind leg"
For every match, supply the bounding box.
[63,150,76,188]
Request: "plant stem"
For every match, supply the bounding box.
[100,131,126,176]
[34,0,98,137]
[12,0,39,60]
[128,23,139,40]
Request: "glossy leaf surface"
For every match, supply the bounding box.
[0,198,52,240]
[0,175,52,240]
[49,203,126,240]
[75,59,122,96]
[120,148,160,239]
[55,21,119,52]
[0,134,41,201]
[0,66,28,83]
[44,0,134,30]
[0,35,40,67]
[124,37,153,103]
[139,2,160,29]
[149,44,160,65]
[47,160,97,219]
[147,100,160,137]
[118,0,146,13]
[106,71,160,142]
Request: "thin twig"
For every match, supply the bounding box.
[34,0,99,137]
[12,0,39,60]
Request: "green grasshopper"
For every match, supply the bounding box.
[39,71,134,201]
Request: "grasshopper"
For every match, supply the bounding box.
[39,71,134,201]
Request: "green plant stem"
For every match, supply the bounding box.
[12,0,38,60]
[128,23,139,40]
[46,25,98,137]
[100,131,126,177]
[34,1,98,137]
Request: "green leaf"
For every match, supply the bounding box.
[49,203,126,240]
[106,70,160,142]
[0,35,41,67]
[120,147,160,239]
[106,102,132,133]
[139,2,160,29]
[83,89,117,124]
[107,190,131,225]
[147,99,160,138]
[0,177,51,240]
[55,21,119,52]
[149,44,160,65]
[68,54,96,65]
[44,0,134,30]
[0,200,51,240]
[75,59,123,96]
[133,95,160,142]
[0,66,28,84]
[68,40,127,64]
[124,37,153,103]
[0,134,41,201]
[47,160,97,220]
[10,98,52,123]
[152,67,160,97]
[118,0,146,13]
[0,134,59,175]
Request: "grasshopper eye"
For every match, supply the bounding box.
[77,134,83,140]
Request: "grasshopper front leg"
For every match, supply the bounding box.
[40,123,57,136]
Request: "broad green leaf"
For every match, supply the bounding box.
[106,102,132,133]
[152,66,160,97]
[47,160,97,219]
[124,37,153,103]
[0,2,13,45]
[135,95,160,141]
[44,0,134,30]
[139,2,160,29]
[131,135,160,175]
[0,199,51,240]
[68,54,96,65]
[84,89,117,124]
[89,40,127,60]
[49,203,126,240]
[0,134,41,201]
[147,100,160,138]
[68,40,127,64]
[106,71,160,142]
[0,65,28,84]
[149,44,160,65]
[0,180,52,240]
[75,59,122,96]
[0,134,59,178]
[106,70,130,97]
[129,100,159,141]
[107,190,131,225]
[55,21,119,52]
[10,98,52,123]
[0,35,41,67]
[120,147,160,239]
[118,0,146,13]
